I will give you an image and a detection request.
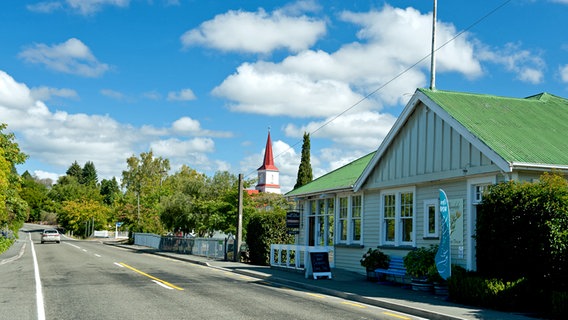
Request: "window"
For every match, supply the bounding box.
[351,195,362,242]
[473,184,489,204]
[423,199,438,238]
[381,188,415,246]
[308,198,334,246]
[336,195,363,245]
[338,197,348,241]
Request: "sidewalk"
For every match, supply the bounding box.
[105,241,536,320]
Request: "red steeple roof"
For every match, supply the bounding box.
[258,131,278,171]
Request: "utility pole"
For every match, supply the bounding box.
[236,173,244,262]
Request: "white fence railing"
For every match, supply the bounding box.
[270,244,334,271]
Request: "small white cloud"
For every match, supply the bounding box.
[30,86,78,101]
[33,170,61,183]
[559,64,568,83]
[101,89,126,100]
[19,38,110,77]
[172,117,201,133]
[142,91,161,100]
[181,8,326,54]
[27,1,63,13]
[167,88,196,101]
[478,42,545,84]
[150,138,215,158]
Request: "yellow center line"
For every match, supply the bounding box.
[341,301,367,309]
[383,311,411,319]
[118,262,184,291]
[306,293,325,299]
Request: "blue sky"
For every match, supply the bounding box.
[1,0,568,193]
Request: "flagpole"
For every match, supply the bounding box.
[430,0,437,90]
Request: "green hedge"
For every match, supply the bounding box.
[448,266,537,312]
[476,173,568,291]
[245,210,293,266]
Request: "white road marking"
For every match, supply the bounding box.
[114,262,124,267]
[29,233,46,320]
[152,280,174,290]
[94,254,101,257]
[64,242,81,249]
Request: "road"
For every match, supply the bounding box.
[1,224,423,320]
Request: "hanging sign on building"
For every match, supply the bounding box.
[286,211,300,229]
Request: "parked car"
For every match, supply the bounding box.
[41,229,61,244]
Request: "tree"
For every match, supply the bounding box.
[294,132,313,189]
[0,124,29,231]
[100,177,120,206]
[121,151,170,233]
[20,172,51,222]
[66,161,82,181]
[81,161,98,186]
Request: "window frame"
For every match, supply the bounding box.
[423,199,439,238]
[335,194,363,245]
[380,187,416,247]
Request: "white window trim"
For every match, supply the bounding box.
[380,187,416,247]
[335,193,363,245]
[423,199,439,238]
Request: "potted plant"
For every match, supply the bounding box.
[360,247,390,281]
[427,264,449,295]
[403,245,437,291]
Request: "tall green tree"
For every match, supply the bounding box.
[121,151,170,233]
[81,161,98,186]
[66,161,82,181]
[100,177,120,206]
[294,132,313,189]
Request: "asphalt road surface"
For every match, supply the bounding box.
[1,224,424,320]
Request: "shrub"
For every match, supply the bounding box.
[360,247,389,270]
[448,266,539,313]
[403,245,437,279]
[245,211,293,265]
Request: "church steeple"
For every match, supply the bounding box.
[258,130,278,171]
[256,129,281,194]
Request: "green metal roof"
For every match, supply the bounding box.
[419,88,568,166]
[285,151,376,197]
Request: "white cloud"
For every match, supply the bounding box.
[101,89,126,100]
[28,0,130,15]
[19,38,110,77]
[30,86,78,101]
[0,70,231,181]
[167,88,196,101]
[559,64,568,83]
[477,42,545,84]
[27,1,63,13]
[213,62,376,118]
[212,5,483,119]
[172,117,201,133]
[33,170,61,183]
[180,8,326,54]
[284,111,396,150]
[150,138,215,158]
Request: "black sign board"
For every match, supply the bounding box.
[286,211,300,229]
[309,251,331,273]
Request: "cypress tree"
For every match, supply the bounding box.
[294,132,313,189]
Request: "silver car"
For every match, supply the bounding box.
[41,229,61,244]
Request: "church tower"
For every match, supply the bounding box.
[256,130,281,194]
